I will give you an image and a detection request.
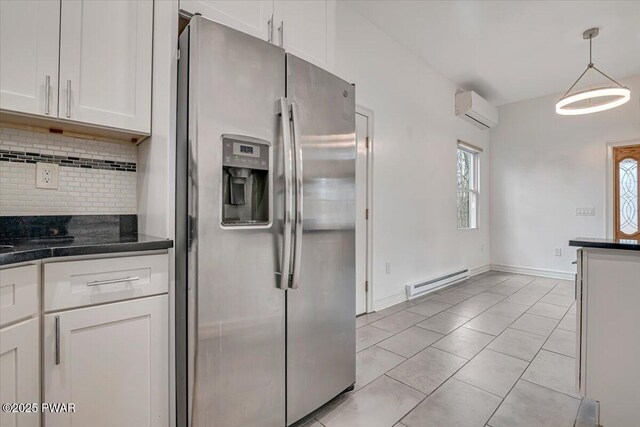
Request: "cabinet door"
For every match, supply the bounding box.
[180,0,274,41]
[44,295,168,427]
[0,0,59,117]
[274,0,335,71]
[0,318,40,427]
[58,0,152,133]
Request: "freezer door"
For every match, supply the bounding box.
[182,17,287,427]
[286,54,356,425]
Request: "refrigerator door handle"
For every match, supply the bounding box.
[279,97,294,289]
[290,102,304,290]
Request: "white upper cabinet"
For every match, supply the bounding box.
[180,1,275,42]
[0,0,60,117]
[59,0,153,133]
[274,0,335,71]
[179,1,336,71]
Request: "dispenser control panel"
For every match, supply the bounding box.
[223,137,269,170]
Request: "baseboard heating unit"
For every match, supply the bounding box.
[405,269,469,299]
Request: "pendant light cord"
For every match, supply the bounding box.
[561,32,623,100]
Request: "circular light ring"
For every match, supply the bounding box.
[556,87,631,115]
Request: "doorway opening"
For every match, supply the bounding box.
[356,107,373,315]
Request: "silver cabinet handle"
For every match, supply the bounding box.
[66,79,71,118]
[54,315,61,365]
[44,75,50,115]
[290,102,303,290]
[86,276,140,286]
[267,15,273,43]
[278,21,284,47]
[278,97,294,290]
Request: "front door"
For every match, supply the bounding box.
[614,145,640,239]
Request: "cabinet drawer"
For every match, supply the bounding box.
[44,254,168,311]
[0,264,38,327]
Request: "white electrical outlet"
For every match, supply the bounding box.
[554,248,562,256]
[385,262,391,274]
[36,162,59,189]
[480,244,485,253]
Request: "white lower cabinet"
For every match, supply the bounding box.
[43,294,168,427]
[0,318,40,427]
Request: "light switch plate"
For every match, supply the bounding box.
[36,162,59,189]
[576,207,595,216]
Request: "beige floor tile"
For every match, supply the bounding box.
[489,380,580,427]
[416,311,471,335]
[504,291,543,307]
[487,328,546,362]
[369,302,413,320]
[377,326,443,358]
[517,284,551,297]
[557,314,576,333]
[485,284,520,296]
[319,375,424,427]
[542,329,576,358]
[568,302,576,315]
[370,310,426,334]
[431,290,474,305]
[527,301,568,320]
[510,314,559,337]
[405,300,452,317]
[402,379,501,427]
[530,277,559,289]
[454,349,528,397]
[539,293,575,308]
[387,347,467,395]
[463,312,515,336]
[432,327,494,360]
[550,283,575,297]
[486,301,530,319]
[356,325,393,352]
[354,346,406,392]
[522,350,578,397]
[455,284,488,296]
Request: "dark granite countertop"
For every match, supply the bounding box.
[569,237,640,251]
[0,215,173,266]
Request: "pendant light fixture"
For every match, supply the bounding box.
[556,27,631,115]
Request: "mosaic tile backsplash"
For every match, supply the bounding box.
[0,125,137,215]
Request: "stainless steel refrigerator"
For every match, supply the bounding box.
[176,16,356,427]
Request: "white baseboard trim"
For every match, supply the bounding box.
[469,264,491,277]
[490,263,575,281]
[372,291,407,312]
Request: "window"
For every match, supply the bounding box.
[457,143,480,229]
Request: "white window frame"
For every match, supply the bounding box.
[457,141,481,230]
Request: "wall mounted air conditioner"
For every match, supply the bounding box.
[455,91,498,130]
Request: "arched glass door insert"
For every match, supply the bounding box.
[614,145,640,240]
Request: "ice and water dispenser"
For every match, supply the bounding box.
[221,135,270,226]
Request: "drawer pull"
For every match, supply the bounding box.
[86,276,140,287]
[55,315,60,365]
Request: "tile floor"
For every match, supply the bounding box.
[296,271,581,427]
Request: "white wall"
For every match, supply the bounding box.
[491,73,640,278]
[335,5,491,309]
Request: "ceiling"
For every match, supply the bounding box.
[344,1,640,106]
